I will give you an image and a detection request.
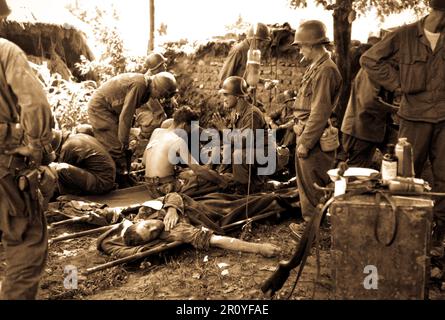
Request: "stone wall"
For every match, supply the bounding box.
[165,39,306,121]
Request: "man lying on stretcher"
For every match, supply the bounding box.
[97,192,281,259]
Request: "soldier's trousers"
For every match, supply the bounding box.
[399,119,445,226]
[0,174,48,300]
[295,143,335,221]
[56,164,114,196]
[88,102,127,174]
[342,126,398,169]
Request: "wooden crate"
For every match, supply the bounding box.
[330,194,433,300]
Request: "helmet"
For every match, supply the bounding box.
[218,76,248,97]
[247,22,271,42]
[145,52,167,72]
[292,20,330,46]
[151,72,178,98]
[0,0,11,17]
[430,0,445,10]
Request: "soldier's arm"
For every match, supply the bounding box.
[219,47,242,86]
[298,68,340,150]
[360,31,400,92]
[5,43,52,153]
[118,83,146,151]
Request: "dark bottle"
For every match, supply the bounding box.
[381,144,398,183]
[395,137,415,177]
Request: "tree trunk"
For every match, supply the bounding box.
[148,0,155,53]
[332,0,352,128]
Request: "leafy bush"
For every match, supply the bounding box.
[31,61,95,131]
[68,5,127,84]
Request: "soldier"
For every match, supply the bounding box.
[341,67,399,169]
[219,22,271,85]
[49,130,116,196]
[87,71,178,187]
[360,0,445,257]
[144,52,168,76]
[0,0,55,299]
[140,52,177,121]
[291,20,342,221]
[215,76,270,190]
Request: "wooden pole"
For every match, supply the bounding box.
[148,0,155,53]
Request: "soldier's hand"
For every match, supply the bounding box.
[212,113,226,131]
[164,207,179,231]
[4,144,43,166]
[296,144,309,158]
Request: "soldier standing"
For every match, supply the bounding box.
[360,0,445,257]
[292,20,342,221]
[0,0,55,299]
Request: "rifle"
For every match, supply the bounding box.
[260,195,335,297]
[84,240,183,275]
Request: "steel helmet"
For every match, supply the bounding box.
[151,72,178,98]
[247,22,271,42]
[218,76,248,97]
[146,52,167,72]
[0,0,10,17]
[292,20,330,46]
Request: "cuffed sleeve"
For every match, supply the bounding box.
[163,192,184,215]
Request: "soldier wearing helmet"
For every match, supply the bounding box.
[136,52,177,143]
[215,76,269,189]
[145,52,168,75]
[291,20,342,221]
[219,22,272,87]
[0,0,56,299]
[87,71,178,188]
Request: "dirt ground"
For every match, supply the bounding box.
[1,213,444,300]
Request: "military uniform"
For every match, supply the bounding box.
[54,133,116,195]
[228,98,269,187]
[218,39,250,86]
[0,38,53,299]
[360,16,445,244]
[293,52,342,220]
[87,73,152,174]
[341,68,398,168]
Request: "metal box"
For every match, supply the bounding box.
[330,194,433,299]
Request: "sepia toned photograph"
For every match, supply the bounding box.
[0,0,444,306]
